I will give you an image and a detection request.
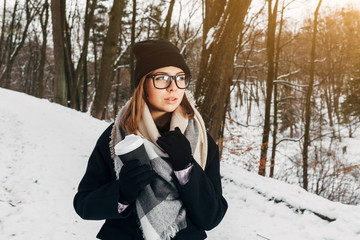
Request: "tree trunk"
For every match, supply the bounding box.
[114,68,121,119]
[195,0,252,140]
[160,0,175,39]
[302,0,322,191]
[0,0,7,68]
[82,54,88,112]
[113,25,124,118]
[91,0,125,119]
[92,27,99,89]
[70,0,97,109]
[63,17,75,108]
[51,0,67,105]
[0,0,17,88]
[196,0,226,95]
[130,0,136,92]
[259,0,279,177]
[37,0,49,98]
[324,86,336,138]
[324,87,333,127]
[270,0,286,178]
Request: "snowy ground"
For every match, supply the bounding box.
[1,87,360,240]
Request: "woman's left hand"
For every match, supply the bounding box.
[156,127,193,171]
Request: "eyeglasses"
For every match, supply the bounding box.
[146,73,191,89]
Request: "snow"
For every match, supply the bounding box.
[205,27,216,49]
[1,87,360,240]
[0,88,107,239]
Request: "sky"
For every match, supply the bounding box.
[285,0,360,20]
[244,0,360,27]
[173,0,360,31]
[3,0,360,22]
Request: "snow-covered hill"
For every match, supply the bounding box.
[0,87,359,240]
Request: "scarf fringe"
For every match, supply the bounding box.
[138,216,186,240]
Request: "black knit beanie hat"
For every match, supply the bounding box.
[132,39,190,88]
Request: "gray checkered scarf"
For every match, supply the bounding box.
[109,94,207,240]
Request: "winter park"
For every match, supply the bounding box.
[1,0,360,239]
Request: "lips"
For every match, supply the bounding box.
[164,97,177,103]
[165,97,177,101]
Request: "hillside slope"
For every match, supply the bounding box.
[0,88,359,240]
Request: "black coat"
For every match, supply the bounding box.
[73,123,228,239]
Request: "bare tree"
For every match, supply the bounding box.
[269,0,296,177]
[129,0,136,92]
[195,0,252,140]
[1,0,36,88]
[36,0,49,98]
[0,0,7,67]
[71,0,97,110]
[51,0,99,108]
[159,0,175,39]
[258,0,279,176]
[91,0,126,119]
[302,0,322,190]
[51,0,67,105]
[269,0,285,178]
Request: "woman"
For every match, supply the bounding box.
[73,39,228,240]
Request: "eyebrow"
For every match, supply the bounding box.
[151,71,185,75]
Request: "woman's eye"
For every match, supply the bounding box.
[155,75,168,81]
[176,75,186,81]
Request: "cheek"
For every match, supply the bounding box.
[147,94,160,107]
[178,90,185,99]
[145,81,161,105]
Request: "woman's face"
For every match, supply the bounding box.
[144,66,185,116]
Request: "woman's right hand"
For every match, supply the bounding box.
[118,160,155,204]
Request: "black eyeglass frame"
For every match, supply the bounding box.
[146,73,191,89]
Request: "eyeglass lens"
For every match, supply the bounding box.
[153,74,189,89]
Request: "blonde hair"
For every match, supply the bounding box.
[121,77,194,134]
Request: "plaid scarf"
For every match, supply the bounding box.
[109,93,207,240]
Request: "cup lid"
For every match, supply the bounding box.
[115,134,144,155]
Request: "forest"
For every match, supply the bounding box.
[0,0,359,205]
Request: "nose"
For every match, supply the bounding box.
[166,77,178,92]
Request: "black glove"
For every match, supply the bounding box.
[156,127,194,171]
[118,159,156,204]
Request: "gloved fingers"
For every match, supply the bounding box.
[126,164,153,178]
[172,127,184,140]
[135,170,156,186]
[175,130,190,142]
[161,133,176,140]
[121,159,142,172]
[174,127,182,134]
[156,138,172,149]
[161,128,187,143]
[162,128,181,138]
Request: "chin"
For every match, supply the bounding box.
[165,108,177,113]
[164,105,179,113]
